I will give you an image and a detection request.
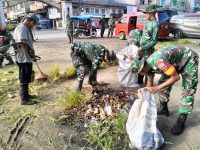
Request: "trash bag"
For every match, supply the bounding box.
[126,88,164,150]
[116,45,140,87]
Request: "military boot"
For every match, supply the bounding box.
[171,114,187,136]
[76,80,83,92]
[20,84,36,105]
[157,102,169,116]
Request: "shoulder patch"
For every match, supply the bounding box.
[156,60,176,76]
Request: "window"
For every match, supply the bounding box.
[102,9,105,14]
[118,17,127,24]
[95,8,99,14]
[170,16,183,23]
[91,8,94,14]
[181,2,185,7]
[112,9,116,14]
[158,12,170,22]
[184,16,198,23]
[86,8,90,13]
[118,9,122,14]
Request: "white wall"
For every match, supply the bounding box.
[61,1,73,25]
[0,0,6,28]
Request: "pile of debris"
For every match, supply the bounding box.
[58,87,138,127]
[82,87,138,126]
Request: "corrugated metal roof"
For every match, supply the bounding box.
[65,0,128,7]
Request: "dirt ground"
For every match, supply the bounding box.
[0,29,200,150]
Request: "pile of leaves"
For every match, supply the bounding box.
[57,87,138,149]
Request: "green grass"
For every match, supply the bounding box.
[63,66,77,79]
[0,66,19,104]
[86,113,129,150]
[48,64,61,82]
[59,90,91,109]
[155,39,192,50]
[99,60,118,69]
[0,107,33,123]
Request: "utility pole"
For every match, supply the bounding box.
[22,0,27,15]
[0,0,6,28]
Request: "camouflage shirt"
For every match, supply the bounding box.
[99,18,106,28]
[71,42,109,70]
[0,28,13,45]
[108,18,115,29]
[146,45,198,76]
[66,19,74,32]
[140,19,159,56]
[127,29,142,47]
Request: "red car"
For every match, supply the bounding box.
[115,11,170,40]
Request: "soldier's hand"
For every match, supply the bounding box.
[138,47,142,51]
[147,86,161,94]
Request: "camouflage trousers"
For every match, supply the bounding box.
[77,65,98,85]
[108,27,114,38]
[67,31,73,43]
[158,54,199,114]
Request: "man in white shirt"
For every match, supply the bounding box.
[14,15,38,105]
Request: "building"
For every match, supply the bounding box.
[5,0,62,28]
[156,0,200,12]
[61,0,128,26]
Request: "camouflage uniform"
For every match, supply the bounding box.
[66,18,74,43]
[138,4,160,84]
[108,18,115,38]
[99,16,106,38]
[126,29,142,47]
[140,19,159,58]
[71,42,110,91]
[0,28,14,67]
[146,45,199,114]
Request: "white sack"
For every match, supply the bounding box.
[116,45,140,87]
[126,88,164,150]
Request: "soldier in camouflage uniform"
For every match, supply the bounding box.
[131,45,199,136]
[107,15,115,38]
[65,15,74,44]
[0,25,14,68]
[138,5,160,84]
[126,29,143,47]
[99,15,106,38]
[71,42,116,91]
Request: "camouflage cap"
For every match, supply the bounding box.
[131,58,146,74]
[143,4,157,13]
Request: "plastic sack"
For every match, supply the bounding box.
[126,88,164,150]
[116,45,140,87]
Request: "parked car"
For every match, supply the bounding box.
[115,11,170,40]
[170,14,200,38]
[6,19,18,31]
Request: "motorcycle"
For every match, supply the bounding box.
[73,26,97,39]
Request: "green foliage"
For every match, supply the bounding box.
[155,39,192,50]
[100,60,118,69]
[87,113,129,150]
[0,107,33,122]
[59,91,90,109]
[63,66,77,79]
[48,65,61,81]
[0,66,19,104]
